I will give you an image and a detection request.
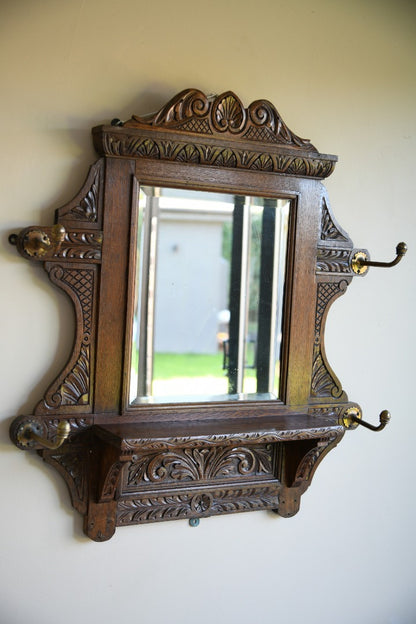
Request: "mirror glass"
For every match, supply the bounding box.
[129,186,290,404]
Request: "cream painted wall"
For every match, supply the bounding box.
[1,1,415,623]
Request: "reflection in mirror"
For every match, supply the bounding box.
[130,186,290,404]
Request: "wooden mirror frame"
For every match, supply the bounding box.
[10,89,372,541]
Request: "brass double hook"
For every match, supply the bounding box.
[352,242,407,275]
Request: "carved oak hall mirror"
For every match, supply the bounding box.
[9,89,406,541]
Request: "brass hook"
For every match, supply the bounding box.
[343,408,391,432]
[352,242,407,274]
[15,419,71,450]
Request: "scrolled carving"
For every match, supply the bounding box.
[126,444,273,487]
[130,88,210,128]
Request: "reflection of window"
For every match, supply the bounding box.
[130,187,289,404]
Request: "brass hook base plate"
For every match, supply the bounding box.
[342,407,362,429]
[15,420,44,449]
[351,252,369,275]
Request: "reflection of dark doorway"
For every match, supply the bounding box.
[227,197,283,395]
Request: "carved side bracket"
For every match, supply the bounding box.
[8,160,103,441]
[33,263,97,419]
[276,428,344,517]
[311,280,349,401]
[311,193,362,401]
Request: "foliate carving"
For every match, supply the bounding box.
[99,133,336,179]
[71,180,97,221]
[57,159,103,224]
[55,231,102,260]
[311,281,348,399]
[38,266,95,411]
[117,485,280,525]
[321,197,350,242]
[316,248,352,274]
[125,445,273,488]
[120,426,345,453]
[311,354,338,397]
[60,345,89,405]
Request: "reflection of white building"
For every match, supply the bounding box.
[154,207,230,354]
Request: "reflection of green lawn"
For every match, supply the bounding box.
[152,352,256,396]
[153,352,256,379]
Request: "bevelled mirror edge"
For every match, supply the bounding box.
[126,183,291,407]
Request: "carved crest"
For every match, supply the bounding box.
[124,88,317,150]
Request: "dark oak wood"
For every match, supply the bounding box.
[10,89,368,540]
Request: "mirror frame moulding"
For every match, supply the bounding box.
[9,88,388,541]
